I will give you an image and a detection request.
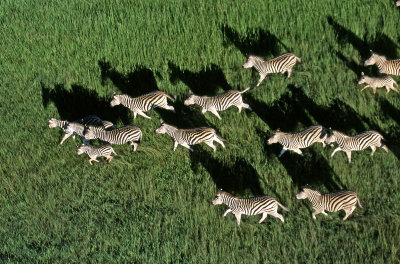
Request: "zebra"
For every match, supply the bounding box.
[397,1,400,6]
[212,190,289,226]
[110,91,175,119]
[84,125,142,151]
[296,186,362,221]
[357,72,399,94]
[325,129,388,163]
[267,125,328,157]
[183,88,252,120]
[48,116,115,145]
[77,144,117,165]
[242,53,301,87]
[364,50,400,76]
[155,120,225,152]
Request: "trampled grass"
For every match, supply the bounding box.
[1,0,400,262]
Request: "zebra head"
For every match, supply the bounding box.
[84,125,99,140]
[364,51,384,66]
[267,129,282,145]
[357,72,367,85]
[397,0,400,6]
[184,94,197,106]
[48,117,62,128]
[242,55,257,68]
[324,129,337,145]
[212,190,227,205]
[296,187,320,200]
[110,93,122,107]
[77,144,89,155]
[155,123,168,134]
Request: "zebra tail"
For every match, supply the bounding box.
[166,94,176,101]
[139,131,143,143]
[239,87,251,94]
[357,198,362,208]
[296,56,301,63]
[393,79,398,87]
[277,202,290,212]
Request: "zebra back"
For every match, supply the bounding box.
[178,127,217,145]
[86,125,142,145]
[332,130,384,151]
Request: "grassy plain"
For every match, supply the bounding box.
[1,0,400,262]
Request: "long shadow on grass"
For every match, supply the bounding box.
[41,83,130,124]
[190,149,264,196]
[377,98,400,160]
[221,25,288,57]
[327,16,398,76]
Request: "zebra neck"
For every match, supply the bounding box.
[307,191,322,206]
[56,120,68,128]
[334,132,347,148]
[222,195,237,208]
[164,125,179,138]
[195,96,208,108]
[121,95,135,108]
[376,57,387,73]
[278,134,291,147]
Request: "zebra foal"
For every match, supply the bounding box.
[48,115,115,145]
[184,88,252,120]
[325,129,388,163]
[84,125,142,151]
[155,120,225,152]
[242,53,301,87]
[364,50,400,76]
[267,125,328,157]
[212,190,289,226]
[358,72,399,94]
[110,91,175,119]
[77,144,117,165]
[296,186,362,221]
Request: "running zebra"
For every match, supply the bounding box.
[325,129,388,163]
[77,144,117,165]
[48,116,115,145]
[155,120,225,152]
[212,190,289,226]
[364,51,400,76]
[267,125,328,157]
[296,186,362,221]
[110,91,175,119]
[396,1,400,7]
[84,125,142,151]
[242,53,301,87]
[358,72,399,94]
[183,88,252,120]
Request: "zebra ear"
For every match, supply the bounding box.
[160,119,164,124]
[113,91,116,96]
[361,72,364,76]
[188,89,193,95]
[370,50,373,54]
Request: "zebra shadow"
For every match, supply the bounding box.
[41,83,131,124]
[168,62,232,96]
[258,128,345,192]
[98,60,161,97]
[327,16,398,75]
[377,98,400,160]
[221,25,287,57]
[189,149,264,196]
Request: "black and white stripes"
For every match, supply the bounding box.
[267,125,328,157]
[184,88,252,120]
[212,190,289,226]
[358,72,399,94]
[242,53,301,87]
[296,187,362,220]
[110,91,175,119]
[77,144,117,165]
[155,121,225,152]
[364,51,400,76]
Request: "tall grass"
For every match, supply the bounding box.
[1,0,399,262]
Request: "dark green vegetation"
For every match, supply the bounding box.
[1,0,400,262]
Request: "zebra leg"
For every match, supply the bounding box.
[330,147,341,158]
[133,112,138,119]
[241,103,252,111]
[204,140,216,152]
[209,109,222,120]
[256,74,267,87]
[158,104,175,112]
[345,151,352,163]
[258,213,268,223]
[370,146,376,156]
[392,86,400,93]
[278,147,287,158]
[286,68,292,78]
[385,86,391,94]
[130,142,138,152]
[234,213,242,226]
[312,211,320,220]
[360,85,370,92]
[213,136,225,149]
[173,141,179,151]
[373,87,377,94]
[342,206,356,221]
[381,144,389,152]
[321,211,328,216]
[181,142,194,152]
[137,110,152,119]
[223,209,232,217]
[292,148,303,156]
[59,133,72,145]
[272,212,285,223]
[106,155,113,163]
[88,158,98,165]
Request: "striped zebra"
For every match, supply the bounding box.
[364,50,400,76]
[397,1,400,7]
[155,120,225,152]
[242,53,301,87]
[325,129,388,163]
[183,88,252,120]
[267,125,328,157]
[358,72,399,94]
[48,116,115,145]
[212,190,289,226]
[77,144,117,165]
[84,125,142,151]
[296,186,362,221]
[110,91,175,119]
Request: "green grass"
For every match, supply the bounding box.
[1,0,400,262]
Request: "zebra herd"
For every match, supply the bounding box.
[48,46,398,225]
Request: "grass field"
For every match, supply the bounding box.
[1,0,400,262]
